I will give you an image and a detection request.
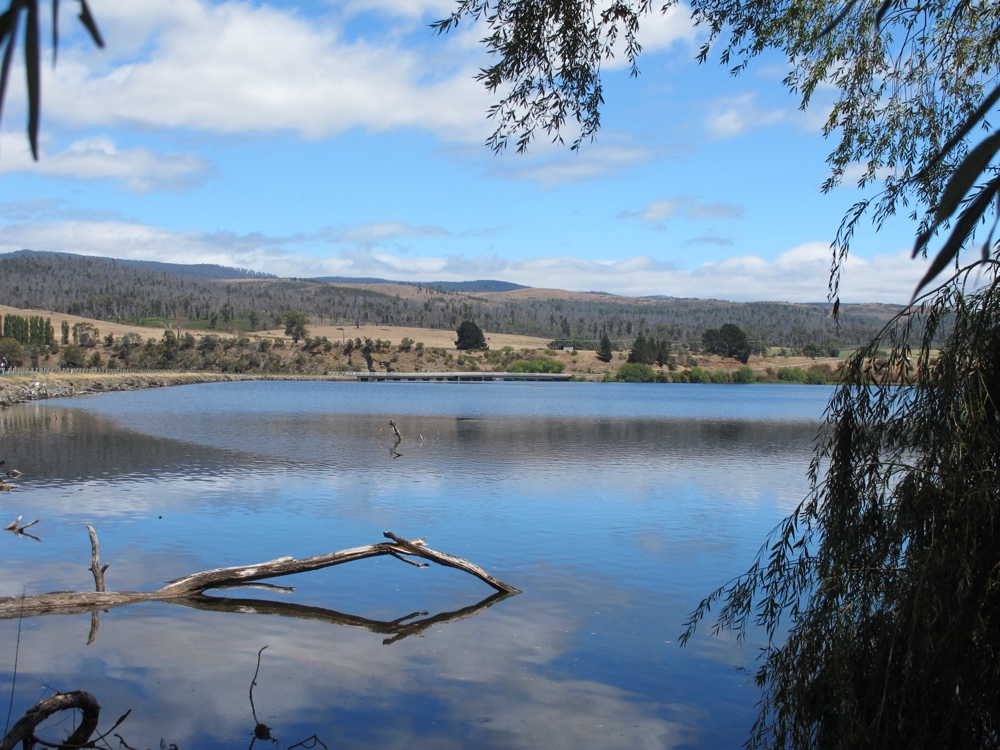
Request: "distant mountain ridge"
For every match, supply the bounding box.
[311,276,529,293]
[4,249,275,280]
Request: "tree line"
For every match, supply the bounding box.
[0,250,909,350]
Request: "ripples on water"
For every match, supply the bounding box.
[0,381,833,749]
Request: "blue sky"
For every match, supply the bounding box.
[0,0,931,302]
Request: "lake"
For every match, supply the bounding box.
[0,381,832,749]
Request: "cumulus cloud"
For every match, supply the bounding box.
[342,0,455,19]
[692,242,930,302]
[0,133,210,192]
[0,219,294,271]
[0,219,930,302]
[603,2,699,68]
[705,92,787,138]
[36,0,492,142]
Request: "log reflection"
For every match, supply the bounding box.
[176,588,518,645]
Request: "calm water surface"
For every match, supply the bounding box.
[0,381,833,749]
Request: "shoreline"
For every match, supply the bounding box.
[0,372,353,409]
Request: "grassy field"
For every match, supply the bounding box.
[1,304,840,381]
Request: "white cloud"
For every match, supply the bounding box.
[637,4,700,52]
[331,221,448,246]
[694,242,931,302]
[837,161,897,189]
[35,0,492,142]
[620,196,744,225]
[0,133,209,192]
[685,234,735,247]
[341,0,455,19]
[0,219,931,302]
[0,219,286,270]
[499,142,660,187]
[603,3,699,69]
[705,92,787,138]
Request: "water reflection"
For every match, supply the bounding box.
[0,383,832,749]
[0,405,261,485]
[1,600,704,749]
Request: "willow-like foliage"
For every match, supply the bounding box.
[681,260,1000,748]
[436,0,1000,298]
[0,1,102,159]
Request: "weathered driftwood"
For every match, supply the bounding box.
[0,530,521,619]
[3,516,39,538]
[0,690,101,750]
[88,524,108,592]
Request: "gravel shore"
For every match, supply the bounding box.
[0,372,255,408]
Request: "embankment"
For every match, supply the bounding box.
[0,372,256,408]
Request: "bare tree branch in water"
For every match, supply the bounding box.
[387,419,404,458]
[248,646,275,747]
[0,690,131,750]
[0,529,521,624]
[3,517,39,540]
[246,646,329,750]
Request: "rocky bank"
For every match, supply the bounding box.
[0,372,256,408]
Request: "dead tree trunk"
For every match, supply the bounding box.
[0,530,520,618]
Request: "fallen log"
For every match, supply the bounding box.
[0,530,521,619]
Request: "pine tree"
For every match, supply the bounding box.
[596,333,613,362]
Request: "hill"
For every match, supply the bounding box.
[0,249,903,349]
[312,276,528,293]
[3,249,275,280]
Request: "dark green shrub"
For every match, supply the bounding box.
[777,367,808,383]
[688,366,711,383]
[0,337,24,366]
[60,344,85,368]
[614,362,655,382]
[806,367,828,384]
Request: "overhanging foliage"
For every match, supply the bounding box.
[682,261,1000,748]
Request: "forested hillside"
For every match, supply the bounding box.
[0,250,902,348]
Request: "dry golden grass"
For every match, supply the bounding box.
[0,304,172,341]
[0,304,551,353]
[0,303,841,380]
[253,322,552,351]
